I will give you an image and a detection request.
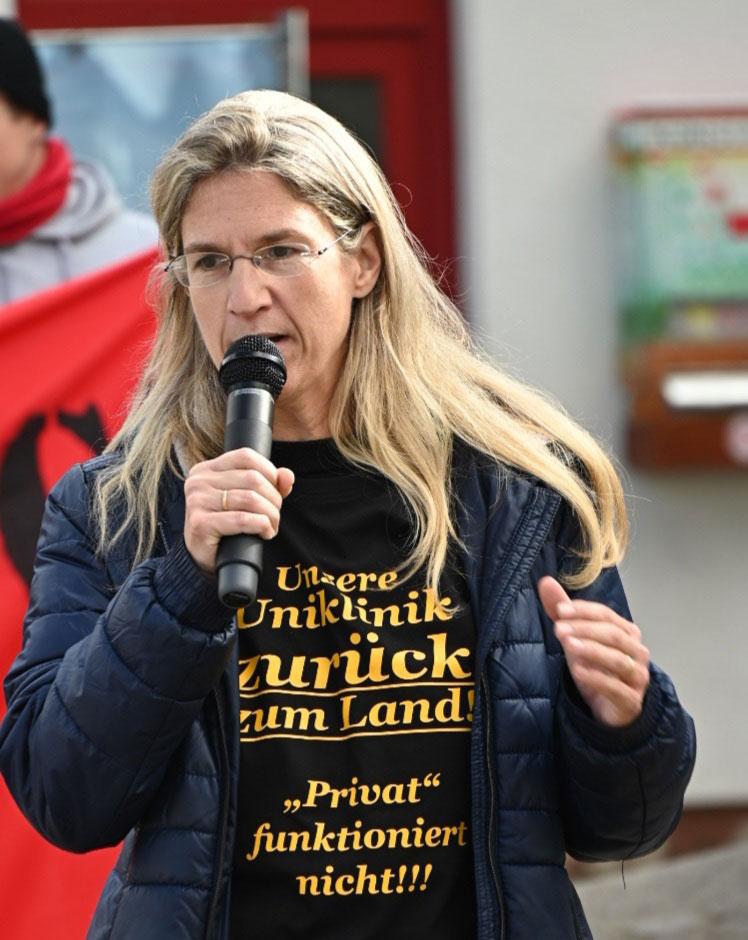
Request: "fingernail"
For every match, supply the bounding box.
[557,602,575,618]
[556,622,573,636]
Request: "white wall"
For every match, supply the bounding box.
[452,0,748,803]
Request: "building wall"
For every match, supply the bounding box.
[452,0,748,803]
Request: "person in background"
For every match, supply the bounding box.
[0,18,157,305]
[0,89,695,939]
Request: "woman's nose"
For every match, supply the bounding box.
[226,258,272,314]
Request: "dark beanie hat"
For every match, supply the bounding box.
[0,18,52,126]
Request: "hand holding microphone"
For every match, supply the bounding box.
[183,336,291,607]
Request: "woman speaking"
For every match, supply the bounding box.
[0,90,695,940]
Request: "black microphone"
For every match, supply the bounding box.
[216,335,286,608]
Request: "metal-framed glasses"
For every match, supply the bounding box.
[165,229,355,288]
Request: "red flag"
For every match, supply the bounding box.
[0,249,158,938]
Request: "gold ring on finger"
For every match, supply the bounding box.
[221,489,229,512]
[624,654,636,677]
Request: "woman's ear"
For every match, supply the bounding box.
[351,222,382,298]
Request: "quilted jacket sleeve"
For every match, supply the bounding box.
[549,509,696,863]
[0,462,235,853]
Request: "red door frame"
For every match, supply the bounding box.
[19,1,457,288]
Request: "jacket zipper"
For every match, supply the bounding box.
[157,521,170,553]
[482,674,506,940]
[568,881,586,940]
[463,480,562,939]
[205,685,231,940]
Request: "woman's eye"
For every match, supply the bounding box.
[262,244,304,261]
[192,253,226,271]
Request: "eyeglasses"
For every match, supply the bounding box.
[165,229,354,288]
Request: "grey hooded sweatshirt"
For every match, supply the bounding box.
[0,158,158,305]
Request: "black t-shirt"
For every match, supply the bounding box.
[229,440,476,940]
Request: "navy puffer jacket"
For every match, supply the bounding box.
[0,448,696,939]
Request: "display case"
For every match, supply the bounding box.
[612,107,748,469]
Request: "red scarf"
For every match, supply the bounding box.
[0,138,73,246]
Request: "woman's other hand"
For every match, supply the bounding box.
[537,576,651,728]
[184,448,294,574]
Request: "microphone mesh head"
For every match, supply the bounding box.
[219,335,287,400]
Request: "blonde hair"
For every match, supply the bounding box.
[95,89,627,589]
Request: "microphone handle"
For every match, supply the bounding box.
[216,386,274,608]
